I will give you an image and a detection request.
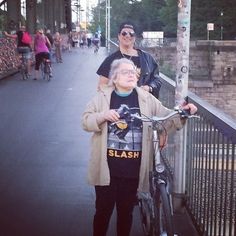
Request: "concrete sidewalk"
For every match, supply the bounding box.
[0,46,198,236]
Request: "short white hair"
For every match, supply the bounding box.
[109,58,136,84]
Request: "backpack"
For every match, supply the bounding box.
[21,32,32,44]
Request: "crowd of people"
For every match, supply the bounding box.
[4,26,100,80]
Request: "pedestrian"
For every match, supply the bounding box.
[86,32,92,48]
[33,29,52,80]
[45,29,54,60]
[4,25,32,76]
[97,22,162,98]
[67,31,73,51]
[53,32,63,63]
[82,58,198,236]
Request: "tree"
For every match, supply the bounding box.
[89,0,165,37]
[89,0,236,40]
[159,0,177,37]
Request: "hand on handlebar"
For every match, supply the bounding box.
[103,109,120,122]
[180,103,198,115]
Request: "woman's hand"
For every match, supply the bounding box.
[140,85,150,92]
[181,103,198,115]
[103,109,120,122]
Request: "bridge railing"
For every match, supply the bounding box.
[108,40,236,236]
[159,73,236,236]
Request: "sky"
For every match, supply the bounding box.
[72,0,98,22]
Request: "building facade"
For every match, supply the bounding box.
[1,0,72,34]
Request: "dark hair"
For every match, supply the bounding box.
[118,22,136,33]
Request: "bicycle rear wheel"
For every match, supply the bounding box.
[20,64,28,80]
[155,183,174,236]
[41,62,50,81]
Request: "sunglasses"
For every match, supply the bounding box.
[121,31,135,37]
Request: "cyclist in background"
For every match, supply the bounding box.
[33,29,52,80]
[92,33,100,53]
[4,25,32,76]
[82,58,197,236]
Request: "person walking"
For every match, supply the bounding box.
[4,25,32,76]
[67,31,73,51]
[45,29,54,60]
[97,22,162,98]
[33,29,52,80]
[82,58,198,236]
[53,32,63,63]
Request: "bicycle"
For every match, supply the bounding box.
[17,47,30,80]
[41,58,52,81]
[128,107,198,236]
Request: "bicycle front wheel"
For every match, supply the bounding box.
[155,183,174,236]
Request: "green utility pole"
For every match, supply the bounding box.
[174,0,191,210]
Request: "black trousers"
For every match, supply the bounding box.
[93,177,139,236]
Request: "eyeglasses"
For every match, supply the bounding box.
[121,31,135,37]
[118,69,136,76]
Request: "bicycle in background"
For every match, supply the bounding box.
[129,107,198,236]
[41,58,52,81]
[17,47,30,80]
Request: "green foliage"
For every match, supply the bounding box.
[0,10,7,31]
[159,0,177,37]
[90,0,165,37]
[89,0,236,40]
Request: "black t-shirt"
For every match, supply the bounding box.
[97,50,141,79]
[107,89,142,179]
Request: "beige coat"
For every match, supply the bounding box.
[82,86,184,192]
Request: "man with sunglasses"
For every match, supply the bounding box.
[97,22,162,98]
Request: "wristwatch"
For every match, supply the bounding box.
[149,86,153,93]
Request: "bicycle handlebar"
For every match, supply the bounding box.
[129,107,199,124]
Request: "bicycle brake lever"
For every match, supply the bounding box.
[174,106,199,119]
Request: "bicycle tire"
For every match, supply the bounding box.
[21,66,28,80]
[139,198,152,236]
[20,58,28,80]
[45,63,51,81]
[155,183,174,236]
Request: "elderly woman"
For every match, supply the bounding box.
[82,58,197,236]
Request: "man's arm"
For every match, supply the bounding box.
[97,75,109,91]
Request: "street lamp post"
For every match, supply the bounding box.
[220,11,223,40]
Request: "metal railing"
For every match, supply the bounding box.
[107,40,236,235]
[159,73,236,236]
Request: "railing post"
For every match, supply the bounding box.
[173,0,192,211]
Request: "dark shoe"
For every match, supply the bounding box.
[33,78,37,80]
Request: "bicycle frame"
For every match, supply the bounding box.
[135,109,199,236]
[19,52,29,80]
[138,118,174,236]
[41,58,52,81]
